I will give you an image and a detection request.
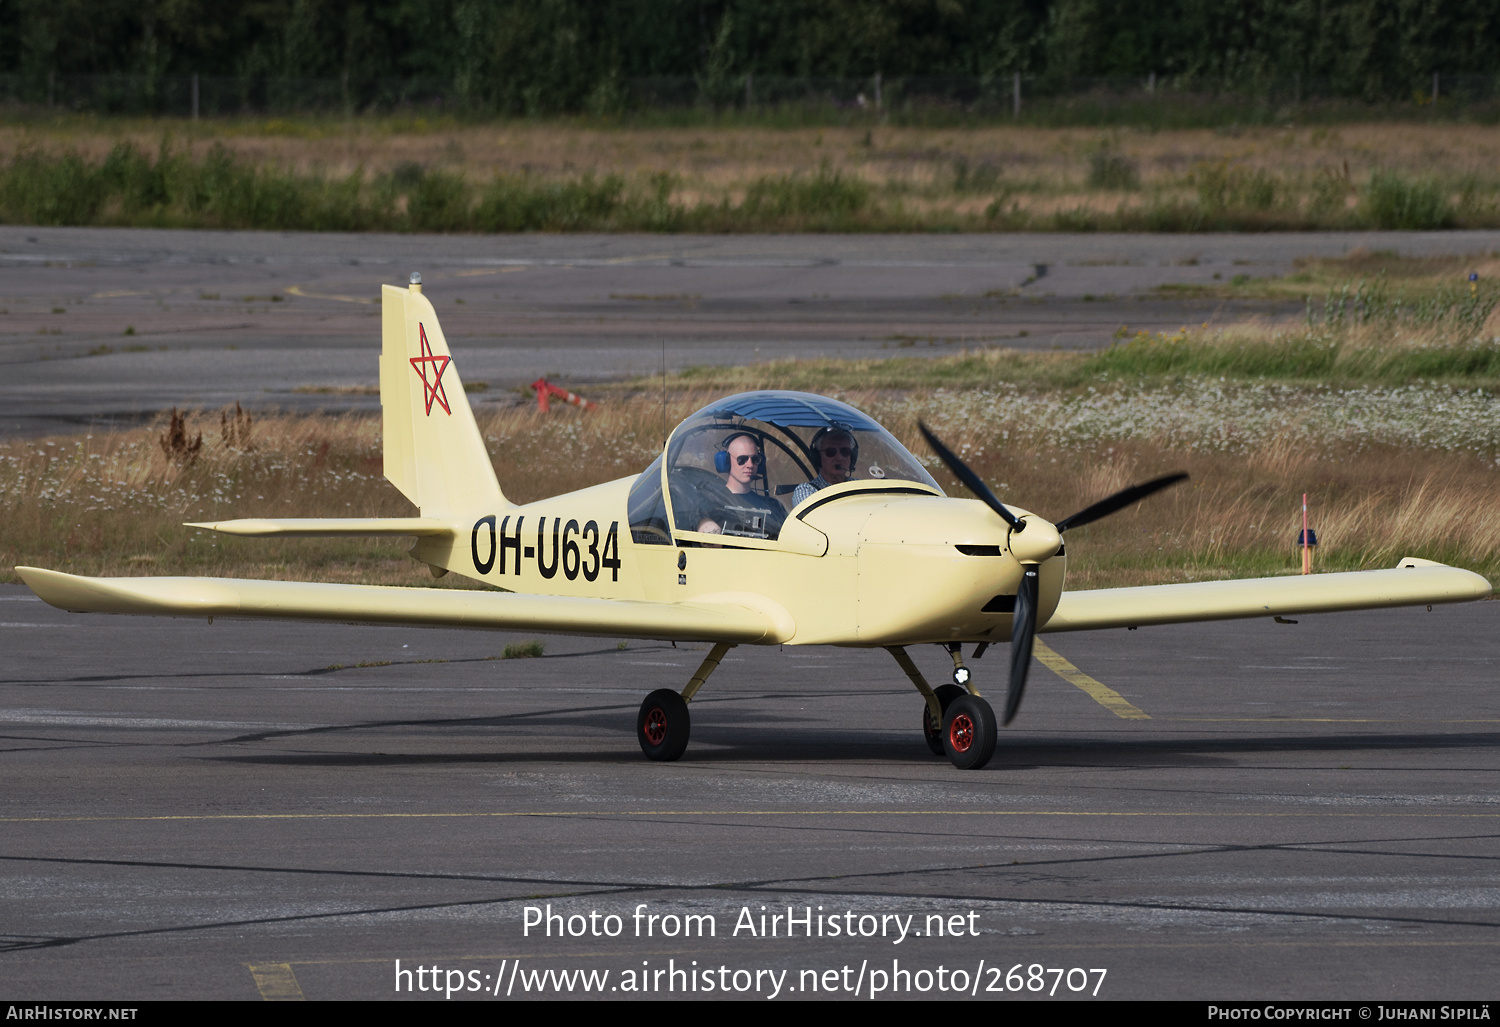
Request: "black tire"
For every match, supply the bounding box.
[922,684,967,756]
[942,694,997,770]
[638,688,691,762]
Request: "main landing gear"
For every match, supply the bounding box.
[637,642,734,762]
[888,645,998,770]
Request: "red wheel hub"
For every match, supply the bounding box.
[949,713,974,753]
[643,707,667,745]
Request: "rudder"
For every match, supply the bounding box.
[380,278,507,517]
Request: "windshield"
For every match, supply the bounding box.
[628,391,940,544]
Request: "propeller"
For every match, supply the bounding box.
[1053,472,1189,533]
[917,423,1024,532]
[1007,565,1039,725]
[918,422,1187,726]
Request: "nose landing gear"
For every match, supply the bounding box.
[888,644,997,769]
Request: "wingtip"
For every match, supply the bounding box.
[14,566,92,611]
[15,565,58,587]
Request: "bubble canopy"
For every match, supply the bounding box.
[627,391,943,545]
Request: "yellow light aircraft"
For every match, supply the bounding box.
[18,275,1493,770]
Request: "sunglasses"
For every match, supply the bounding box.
[734,453,763,466]
[821,446,853,458]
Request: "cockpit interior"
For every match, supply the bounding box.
[627,391,943,547]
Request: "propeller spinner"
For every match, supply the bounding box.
[918,422,1187,726]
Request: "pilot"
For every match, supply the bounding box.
[792,427,856,506]
[697,432,785,538]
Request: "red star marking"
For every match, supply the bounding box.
[409,323,452,416]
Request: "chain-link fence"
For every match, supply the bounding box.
[4,72,1499,121]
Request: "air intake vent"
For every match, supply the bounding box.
[956,544,1004,556]
[982,594,1016,613]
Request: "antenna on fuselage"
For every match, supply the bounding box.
[660,337,667,453]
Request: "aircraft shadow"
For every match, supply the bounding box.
[203,726,1500,769]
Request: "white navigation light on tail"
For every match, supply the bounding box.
[16,275,1493,771]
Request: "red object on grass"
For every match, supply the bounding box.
[531,377,599,413]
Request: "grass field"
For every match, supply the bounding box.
[3,117,1500,231]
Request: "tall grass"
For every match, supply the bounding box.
[473,172,637,231]
[1361,171,1455,230]
[737,164,871,222]
[1086,149,1139,190]
[1094,277,1500,383]
[0,142,391,230]
[0,142,881,232]
[2,137,1496,232]
[1094,327,1500,382]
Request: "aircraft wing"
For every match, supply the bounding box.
[16,568,792,644]
[1043,558,1492,633]
[185,518,453,537]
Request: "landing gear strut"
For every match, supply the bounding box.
[887,645,997,769]
[637,641,734,762]
[946,642,971,687]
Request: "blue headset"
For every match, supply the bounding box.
[714,431,760,473]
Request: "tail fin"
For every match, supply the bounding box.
[380,279,507,517]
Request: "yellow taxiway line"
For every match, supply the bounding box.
[248,963,306,1001]
[1033,639,1151,719]
[284,285,374,305]
[1170,717,1500,723]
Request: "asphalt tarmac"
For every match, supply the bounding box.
[6,227,1500,437]
[3,584,1497,1000]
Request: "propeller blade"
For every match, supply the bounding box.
[1005,565,1039,726]
[917,422,1024,532]
[1054,472,1189,534]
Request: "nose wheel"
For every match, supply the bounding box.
[921,684,968,756]
[943,694,997,770]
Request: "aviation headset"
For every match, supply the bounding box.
[809,424,858,475]
[714,431,763,474]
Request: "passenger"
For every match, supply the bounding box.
[793,427,856,506]
[697,432,785,538]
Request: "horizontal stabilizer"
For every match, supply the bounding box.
[186,518,453,538]
[16,567,791,645]
[1043,558,1491,633]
